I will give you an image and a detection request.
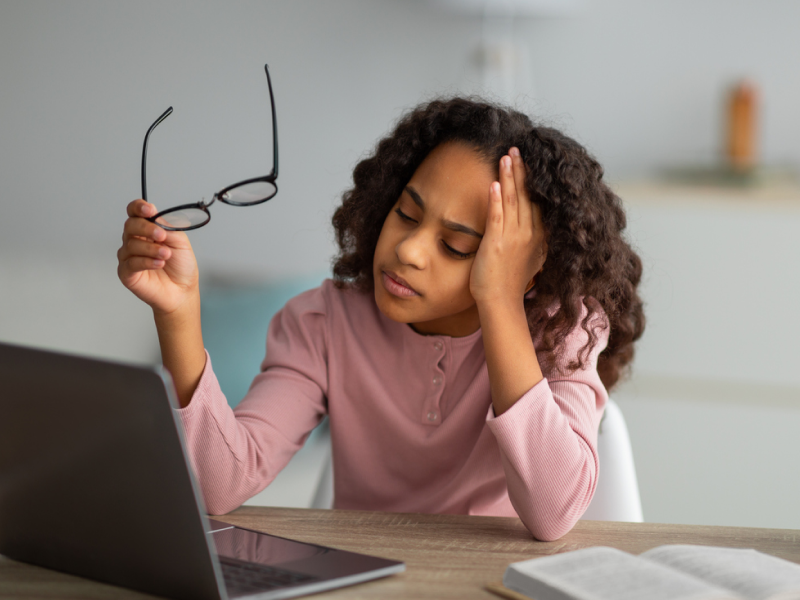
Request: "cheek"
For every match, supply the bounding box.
[439,261,475,300]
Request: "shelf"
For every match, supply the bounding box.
[610,180,800,209]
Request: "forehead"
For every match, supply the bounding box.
[406,142,495,219]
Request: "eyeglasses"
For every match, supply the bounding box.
[141,64,278,231]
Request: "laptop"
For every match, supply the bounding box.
[0,341,404,599]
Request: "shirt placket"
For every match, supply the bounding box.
[422,337,447,426]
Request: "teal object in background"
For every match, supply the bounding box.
[200,273,329,408]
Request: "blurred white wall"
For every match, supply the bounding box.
[0,0,482,360]
[1,0,799,527]
[526,0,800,177]
[614,189,800,529]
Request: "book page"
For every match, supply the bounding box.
[504,547,738,600]
[642,545,800,600]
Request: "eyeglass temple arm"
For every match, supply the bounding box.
[141,106,174,201]
[264,64,278,179]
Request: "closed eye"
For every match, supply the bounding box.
[396,208,473,259]
[394,207,416,223]
[443,243,472,259]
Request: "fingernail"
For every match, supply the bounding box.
[502,156,511,169]
[510,147,520,157]
[157,247,169,258]
[153,259,165,267]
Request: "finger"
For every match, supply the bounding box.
[499,155,517,232]
[124,238,171,262]
[509,147,531,229]
[486,181,503,236]
[117,241,166,272]
[123,255,166,272]
[127,199,158,219]
[123,214,167,245]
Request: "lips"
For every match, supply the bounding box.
[382,270,419,297]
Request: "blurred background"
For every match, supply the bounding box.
[2,0,798,529]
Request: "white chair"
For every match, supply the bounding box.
[311,399,643,521]
[310,446,334,510]
[582,399,644,522]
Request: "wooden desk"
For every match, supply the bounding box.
[3,507,800,599]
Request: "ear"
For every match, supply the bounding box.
[524,274,536,295]
[524,267,544,295]
[524,278,534,294]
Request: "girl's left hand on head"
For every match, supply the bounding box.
[470,147,548,306]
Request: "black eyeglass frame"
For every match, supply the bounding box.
[141,64,279,231]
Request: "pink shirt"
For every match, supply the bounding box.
[177,279,608,541]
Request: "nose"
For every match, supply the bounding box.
[395,228,429,270]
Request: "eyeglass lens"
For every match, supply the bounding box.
[155,208,210,229]
[220,180,277,206]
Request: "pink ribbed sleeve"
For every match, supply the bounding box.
[176,288,328,515]
[487,320,609,541]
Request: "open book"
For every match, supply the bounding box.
[501,545,800,600]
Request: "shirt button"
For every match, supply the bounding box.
[433,341,443,351]
[427,411,438,422]
[432,374,443,385]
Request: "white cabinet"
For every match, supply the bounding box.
[609,182,800,529]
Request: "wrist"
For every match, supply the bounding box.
[153,293,205,409]
[475,291,527,319]
[477,293,541,417]
[152,290,201,324]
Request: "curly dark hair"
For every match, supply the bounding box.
[331,97,645,390]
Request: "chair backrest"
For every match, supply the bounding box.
[311,399,644,522]
[581,399,644,522]
[310,446,334,510]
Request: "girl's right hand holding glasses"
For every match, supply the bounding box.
[117,199,200,317]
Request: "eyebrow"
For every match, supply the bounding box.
[404,186,484,239]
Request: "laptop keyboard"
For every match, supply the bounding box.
[219,556,319,597]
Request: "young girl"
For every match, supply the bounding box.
[117,97,644,542]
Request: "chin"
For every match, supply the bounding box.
[374,286,406,323]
